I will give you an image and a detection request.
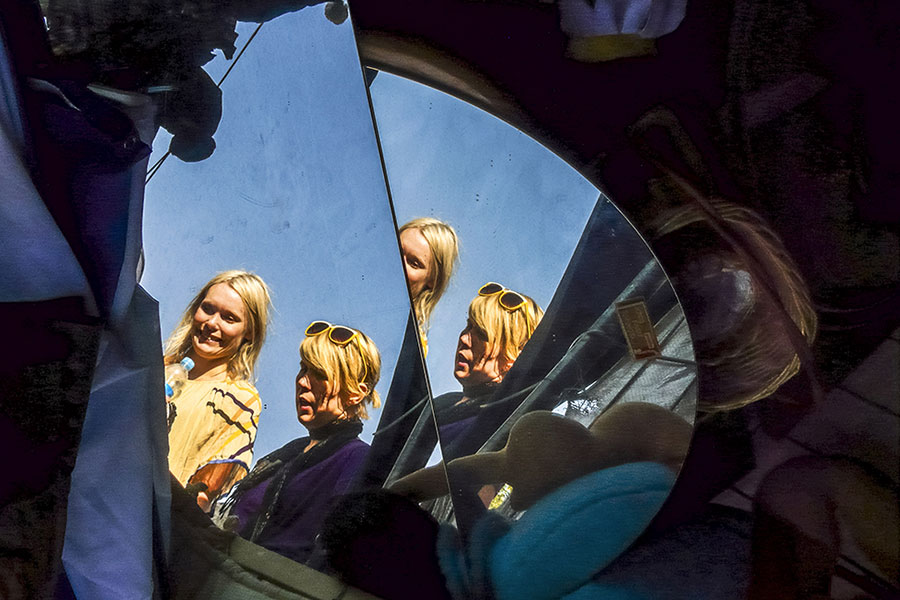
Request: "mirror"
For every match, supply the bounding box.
[369,72,697,546]
[120,6,441,574]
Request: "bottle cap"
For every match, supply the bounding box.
[180,357,195,371]
[165,383,174,397]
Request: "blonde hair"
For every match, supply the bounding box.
[300,327,382,420]
[399,217,459,328]
[164,270,272,382]
[468,288,543,364]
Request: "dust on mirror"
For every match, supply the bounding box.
[368,72,698,544]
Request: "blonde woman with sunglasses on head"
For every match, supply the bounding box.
[165,270,272,511]
[216,321,381,563]
[398,217,459,355]
[435,283,543,453]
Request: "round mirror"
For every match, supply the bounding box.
[369,72,698,547]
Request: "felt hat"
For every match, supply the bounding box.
[390,401,692,511]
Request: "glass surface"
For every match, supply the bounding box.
[142,12,402,457]
[132,6,440,571]
[369,72,698,538]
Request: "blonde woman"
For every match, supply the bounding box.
[220,321,381,563]
[436,282,543,451]
[398,217,459,354]
[165,270,272,510]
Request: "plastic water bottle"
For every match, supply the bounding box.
[165,357,195,399]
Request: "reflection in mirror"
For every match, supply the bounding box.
[398,218,460,356]
[369,72,698,559]
[129,6,439,582]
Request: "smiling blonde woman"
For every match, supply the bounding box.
[164,269,272,510]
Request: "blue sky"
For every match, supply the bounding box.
[142,10,408,461]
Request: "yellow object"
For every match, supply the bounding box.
[168,378,260,495]
[566,35,657,62]
[305,321,369,383]
[478,282,529,312]
[419,325,429,358]
[489,483,514,510]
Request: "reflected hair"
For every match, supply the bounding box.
[399,217,459,328]
[164,270,272,382]
[468,289,543,364]
[300,327,382,420]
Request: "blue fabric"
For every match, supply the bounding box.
[43,86,167,598]
[0,26,25,159]
[63,287,169,600]
[436,512,512,600]
[558,0,687,39]
[436,522,473,600]
[562,582,651,600]
[3,18,169,598]
[32,85,149,319]
[0,34,93,308]
[489,462,675,600]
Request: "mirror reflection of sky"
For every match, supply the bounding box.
[142,11,409,461]
[369,73,601,397]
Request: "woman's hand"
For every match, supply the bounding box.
[188,462,242,511]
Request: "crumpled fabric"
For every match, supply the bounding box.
[558,0,687,39]
[63,287,169,600]
[3,8,173,598]
[0,47,93,307]
[17,72,171,600]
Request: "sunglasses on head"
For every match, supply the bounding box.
[304,321,368,383]
[478,282,528,312]
[305,321,360,345]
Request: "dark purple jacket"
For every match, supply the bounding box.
[232,434,369,563]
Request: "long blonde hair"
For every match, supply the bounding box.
[300,327,382,420]
[164,270,272,382]
[468,288,543,364]
[399,217,459,328]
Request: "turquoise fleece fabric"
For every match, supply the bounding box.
[490,462,675,600]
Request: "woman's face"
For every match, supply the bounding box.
[453,318,512,392]
[399,228,433,299]
[191,283,248,364]
[295,360,347,431]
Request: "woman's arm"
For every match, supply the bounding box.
[188,460,249,511]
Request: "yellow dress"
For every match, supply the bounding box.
[167,378,260,494]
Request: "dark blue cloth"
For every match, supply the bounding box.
[25,78,149,318]
[233,437,369,563]
[438,415,477,450]
[433,391,488,461]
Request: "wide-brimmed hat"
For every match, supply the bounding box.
[390,402,693,511]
